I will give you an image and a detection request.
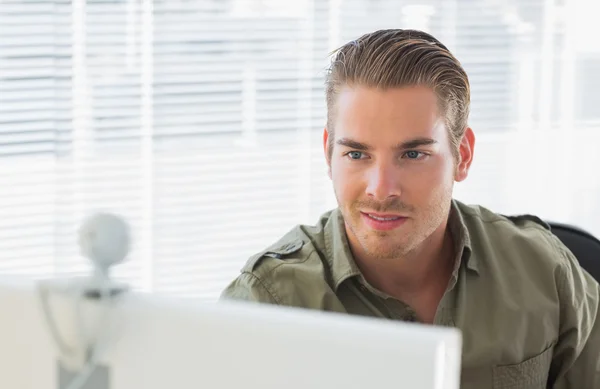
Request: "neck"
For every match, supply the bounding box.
[350,217,455,301]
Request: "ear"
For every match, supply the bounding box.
[323,128,332,179]
[455,127,475,182]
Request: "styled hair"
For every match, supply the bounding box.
[325,29,470,159]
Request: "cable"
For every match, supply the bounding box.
[38,284,75,358]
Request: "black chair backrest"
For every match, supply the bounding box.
[548,222,600,283]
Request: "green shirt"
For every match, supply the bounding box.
[221,200,600,388]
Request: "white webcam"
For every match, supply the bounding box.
[78,212,131,281]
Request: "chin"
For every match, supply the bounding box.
[360,234,412,259]
[364,246,406,261]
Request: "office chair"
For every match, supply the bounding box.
[547,222,600,283]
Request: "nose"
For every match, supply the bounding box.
[365,162,401,201]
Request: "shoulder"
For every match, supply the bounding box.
[457,201,551,234]
[241,228,318,276]
[221,211,338,308]
[456,201,576,275]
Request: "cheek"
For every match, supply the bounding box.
[331,161,364,199]
[404,159,454,195]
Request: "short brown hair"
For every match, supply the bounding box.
[325,29,470,159]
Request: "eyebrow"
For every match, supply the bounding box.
[336,137,438,151]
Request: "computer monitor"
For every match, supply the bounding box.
[0,277,462,389]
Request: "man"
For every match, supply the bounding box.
[221,29,600,388]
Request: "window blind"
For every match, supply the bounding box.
[1,0,599,301]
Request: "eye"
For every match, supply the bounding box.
[403,151,427,160]
[346,151,366,160]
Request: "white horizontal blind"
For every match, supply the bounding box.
[1,0,599,301]
[0,1,71,279]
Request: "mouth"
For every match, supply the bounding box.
[360,211,408,231]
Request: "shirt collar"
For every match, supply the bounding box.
[323,200,477,292]
[449,199,477,274]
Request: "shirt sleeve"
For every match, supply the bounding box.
[220,271,280,305]
[550,243,600,388]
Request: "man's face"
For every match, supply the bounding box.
[325,85,468,260]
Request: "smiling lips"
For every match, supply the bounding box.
[360,211,408,231]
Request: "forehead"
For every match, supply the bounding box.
[333,85,445,141]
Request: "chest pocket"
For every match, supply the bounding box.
[492,345,554,389]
